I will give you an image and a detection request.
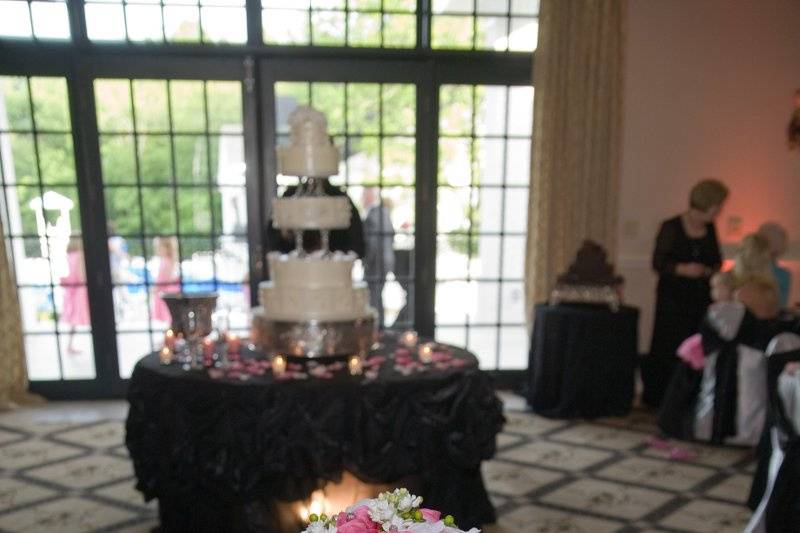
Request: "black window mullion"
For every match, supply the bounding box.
[201,81,219,292]
[69,66,119,382]
[414,59,436,337]
[66,0,88,44]
[245,0,263,46]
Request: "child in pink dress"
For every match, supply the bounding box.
[61,237,90,354]
[151,236,180,323]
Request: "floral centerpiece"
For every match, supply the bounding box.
[302,489,479,533]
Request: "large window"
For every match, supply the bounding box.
[262,0,417,47]
[0,76,95,380]
[94,78,248,378]
[435,84,532,369]
[0,1,535,396]
[84,0,247,44]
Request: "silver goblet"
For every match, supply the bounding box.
[162,292,218,368]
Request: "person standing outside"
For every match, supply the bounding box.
[362,187,395,327]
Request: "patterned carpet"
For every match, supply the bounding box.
[0,398,757,532]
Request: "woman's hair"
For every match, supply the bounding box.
[732,233,776,288]
[66,235,83,253]
[689,179,729,211]
[758,222,788,258]
[154,236,179,262]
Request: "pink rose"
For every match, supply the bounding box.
[336,506,378,533]
[420,509,441,523]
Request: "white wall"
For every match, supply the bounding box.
[617,0,800,351]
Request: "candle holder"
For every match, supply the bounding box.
[272,354,287,376]
[348,355,363,376]
[159,346,173,365]
[400,330,418,348]
[418,342,434,363]
[162,292,218,369]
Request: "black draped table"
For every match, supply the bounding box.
[125,332,504,532]
[526,303,639,418]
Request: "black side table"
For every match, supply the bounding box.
[526,303,639,418]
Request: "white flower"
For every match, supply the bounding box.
[302,521,336,533]
[397,492,422,512]
[368,499,398,523]
[382,513,412,532]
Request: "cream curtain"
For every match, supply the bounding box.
[524,0,626,327]
[0,217,43,410]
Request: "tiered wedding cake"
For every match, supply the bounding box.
[251,106,375,357]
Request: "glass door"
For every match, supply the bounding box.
[92,76,251,378]
[434,83,534,370]
[1,76,98,382]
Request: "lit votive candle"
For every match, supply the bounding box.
[418,342,434,363]
[348,355,363,375]
[400,330,418,347]
[272,354,287,375]
[164,329,176,350]
[159,346,173,365]
[203,338,215,358]
[227,333,241,355]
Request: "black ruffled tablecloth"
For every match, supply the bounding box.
[526,303,639,418]
[125,333,504,532]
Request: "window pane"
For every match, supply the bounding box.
[30,2,70,40]
[436,84,533,368]
[263,9,309,45]
[25,334,61,380]
[137,135,173,184]
[348,11,381,47]
[207,82,243,134]
[499,326,528,369]
[200,6,247,44]
[94,80,134,133]
[311,10,346,46]
[30,78,71,132]
[382,14,415,48]
[85,3,127,41]
[0,1,33,38]
[467,327,498,369]
[1,77,33,131]
[133,80,169,132]
[432,15,474,49]
[163,5,201,42]
[508,16,537,52]
[511,0,539,16]
[105,187,142,235]
[126,4,164,42]
[37,135,76,185]
[477,0,508,13]
[262,0,415,48]
[170,81,206,133]
[100,135,137,185]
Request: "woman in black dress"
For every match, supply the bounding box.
[642,179,728,408]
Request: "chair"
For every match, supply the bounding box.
[745,332,800,532]
[659,301,771,446]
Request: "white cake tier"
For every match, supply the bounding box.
[278,143,339,178]
[258,281,371,321]
[267,251,355,288]
[272,196,351,230]
[278,106,340,177]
